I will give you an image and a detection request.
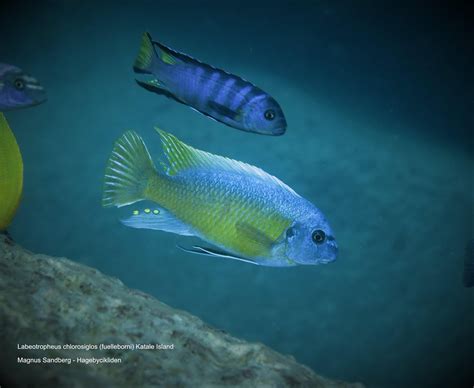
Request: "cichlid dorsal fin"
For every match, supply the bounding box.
[155,128,300,197]
[151,38,212,69]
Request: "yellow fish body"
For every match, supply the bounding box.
[0,113,23,231]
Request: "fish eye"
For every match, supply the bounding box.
[14,79,25,90]
[264,109,275,121]
[312,229,326,244]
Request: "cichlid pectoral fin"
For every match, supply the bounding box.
[177,244,259,265]
[120,205,194,236]
[235,221,277,250]
[207,101,241,121]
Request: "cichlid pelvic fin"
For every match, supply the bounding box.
[177,245,259,265]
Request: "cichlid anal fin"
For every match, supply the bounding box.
[135,79,185,105]
[177,245,259,265]
[121,205,194,236]
[207,101,241,121]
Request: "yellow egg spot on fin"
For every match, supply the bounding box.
[133,210,139,215]
[153,209,160,215]
[144,208,151,214]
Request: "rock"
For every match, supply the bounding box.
[0,236,364,387]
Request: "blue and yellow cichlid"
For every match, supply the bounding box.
[0,113,23,231]
[133,33,287,136]
[102,129,337,266]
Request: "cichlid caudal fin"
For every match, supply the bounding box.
[133,33,156,74]
[102,131,156,208]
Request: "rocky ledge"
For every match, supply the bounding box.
[0,236,363,387]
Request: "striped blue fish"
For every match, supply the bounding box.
[133,33,287,136]
[0,63,46,111]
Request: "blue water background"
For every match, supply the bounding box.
[1,1,472,386]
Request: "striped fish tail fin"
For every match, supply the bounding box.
[102,131,156,208]
[133,32,156,74]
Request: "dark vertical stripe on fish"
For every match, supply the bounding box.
[228,77,248,110]
[207,70,222,106]
[215,77,236,106]
[193,66,207,108]
[224,76,240,108]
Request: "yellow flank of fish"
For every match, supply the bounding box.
[0,113,23,230]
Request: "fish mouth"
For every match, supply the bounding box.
[272,127,286,136]
[319,257,336,264]
[255,126,286,136]
[318,241,338,264]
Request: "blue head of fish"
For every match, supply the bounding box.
[282,211,338,265]
[0,64,47,111]
[242,95,287,135]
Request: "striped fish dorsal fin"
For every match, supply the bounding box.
[155,128,300,197]
[151,37,255,87]
[152,40,194,66]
